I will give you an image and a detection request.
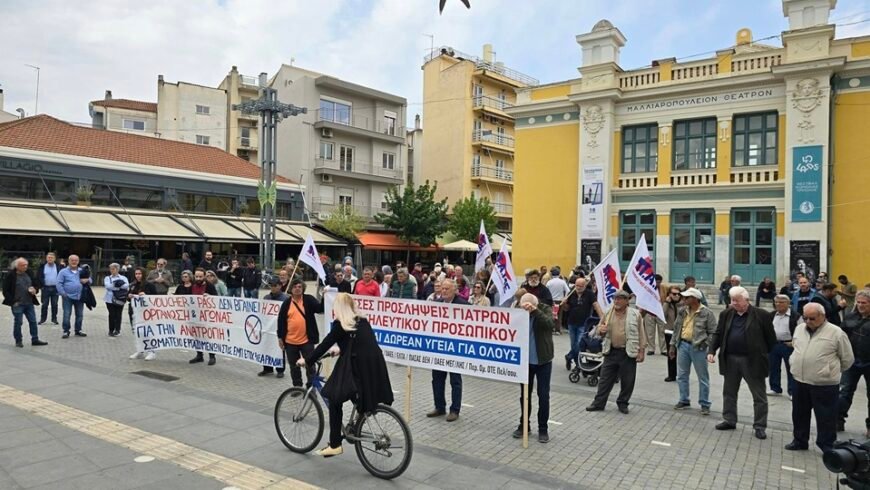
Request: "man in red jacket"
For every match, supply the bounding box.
[353,267,381,297]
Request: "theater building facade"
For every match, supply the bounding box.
[508,0,870,285]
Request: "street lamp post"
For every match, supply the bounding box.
[232,73,306,274]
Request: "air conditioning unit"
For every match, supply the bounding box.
[321,174,333,183]
[321,128,333,138]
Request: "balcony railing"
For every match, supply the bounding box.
[239,74,260,88]
[315,110,404,137]
[730,166,780,184]
[314,158,403,181]
[617,50,785,91]
[238,136,257,149]
[473,95,513,112]
[491,202,513,215]
[472,129,515,149]
[311,198,381,219]
[471,164,513,182]
[424,46,539,86]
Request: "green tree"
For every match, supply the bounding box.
[375,181,448,262]
[448,195,497,242]
[322,204,366,241]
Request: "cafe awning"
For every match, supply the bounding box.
[356,231,439,251]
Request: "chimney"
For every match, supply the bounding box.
[158,74,164,85]
[105,90,112,100]
[414,114,421,130]
[0,88,4,111]
[482,44,494,63]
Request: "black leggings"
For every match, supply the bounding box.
[106,303,124,334]
[328,400,345,448]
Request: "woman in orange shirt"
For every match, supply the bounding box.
[276,278,323,386]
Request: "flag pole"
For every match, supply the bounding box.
[404,366,412,423]
[521,383,529,449]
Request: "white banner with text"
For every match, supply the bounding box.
[324,293,529,383]
[131,295,285,367]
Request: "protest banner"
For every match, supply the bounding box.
[130,295,285,367]
[324,292,529,384]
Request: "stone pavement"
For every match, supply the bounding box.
[0,291,866,489]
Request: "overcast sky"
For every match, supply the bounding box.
[2,0,869,124]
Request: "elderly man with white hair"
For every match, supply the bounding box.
[511,293,555,443]
[2,258,48,347]
[708,286,777,439]
[723,275,742,307]
[785,302,853,452]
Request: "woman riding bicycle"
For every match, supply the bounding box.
[298,293,394,457]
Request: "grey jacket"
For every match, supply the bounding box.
[670,305,718,351]
[599,306,645,358]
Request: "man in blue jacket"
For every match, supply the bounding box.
[56,254,90,339]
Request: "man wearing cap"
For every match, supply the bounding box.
[586,290,646,414]
[670,287,718,415]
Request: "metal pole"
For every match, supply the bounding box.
[24,64,39,115]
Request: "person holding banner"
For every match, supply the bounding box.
[299,293,394,457]
[274,278,323,383]
[511,293,554,443]
[561,278,603,371]
[178,269,219,365]
[427,279,467,422]
[586,290,647,414]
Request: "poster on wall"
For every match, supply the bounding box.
[792,146,823,222]
[579,240,601,273]
[789,240,819,284]
[581,165,605,239]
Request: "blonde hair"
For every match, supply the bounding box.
[333,293,359,331]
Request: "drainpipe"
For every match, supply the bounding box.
[826,75,837,276]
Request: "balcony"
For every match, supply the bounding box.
[314,110,405,144]
[730,166,780,185]
[424,47,539,87]
[472,129,514,153]
[472,95,513,120]
[238,135,258,150]
[491,202,513,216]
[311,198,381,220]
[471,164,513,184]
[313,158,404,185]
[239,74,260,90]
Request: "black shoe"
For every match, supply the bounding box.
[565,358,572,371]
[15,341,23,348]
[784,441,808,451]
[538,433,549,443]
[660,352,668,356]
[512,428,524,439]
[664,377,676,382]
[62,332,69,339]
[837,422,845,432]
[674,402,691,410]
[51,321,58,325]
[585,405,603,412]
[207,356,216,366]
[715,422,736,430]
[647,351,655,355]
[754,428,767,440]
[257,370,272,377]
[74,332,87,337]
[276,372,284,379]
[32,340,47,346]
[189,356,204,364]
[618,406,629,414]
[38,320,47,325]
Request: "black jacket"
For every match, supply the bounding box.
[2,270,40,307]
[35,263,60,288]
[277,294,323,345]
[241,267,261,290]
[842,312,870,362]
[307,317,394,413]
[173,282,218,295]
[709,305,776,379]
[521,283,553,306]
[811,293,842,326]
[226,267,243,288]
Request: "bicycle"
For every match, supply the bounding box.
[273,354,413,480]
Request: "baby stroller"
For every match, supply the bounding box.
[568,316,604,386]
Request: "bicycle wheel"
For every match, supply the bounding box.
[274,387,324,453]
[353,404,413,480]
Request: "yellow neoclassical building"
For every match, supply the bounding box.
[507,0,870,286]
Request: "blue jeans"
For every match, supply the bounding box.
[40,286,58,322]
[432,370,462,413]
[227,287,242,297]
[676,341,711,408]
[565,323,587,364]
[769,342,795,395]
[12,304,39,342]
[62,296,84,333]
[244,288,258,299]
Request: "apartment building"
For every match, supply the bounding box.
[406,114,422,186]
[269,64,407,226]
[508,0,870,284]
[420,44,538,232]
[89,90,158,136]
[217,66,262,163]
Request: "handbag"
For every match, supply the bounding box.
[321,331,358,404]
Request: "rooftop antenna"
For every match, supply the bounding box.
[24,64,40,115]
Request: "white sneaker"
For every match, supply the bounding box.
[766,390,781,396]
[144,352,156,361]
[129,352,144,360]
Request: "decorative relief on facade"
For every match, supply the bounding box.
[718,120,730,141]
[583,105,605,161]
[792,78,825,144]
[659,125,671,147]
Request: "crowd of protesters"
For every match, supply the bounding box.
[4,250,870,452]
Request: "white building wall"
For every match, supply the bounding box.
[157,80,227,150]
